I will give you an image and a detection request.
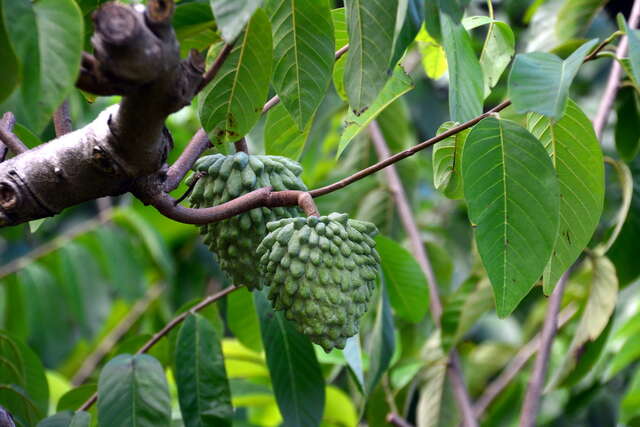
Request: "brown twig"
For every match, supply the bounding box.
[593,0,640,137]
[473,304,577,418]
[77,284,241,412]
[71,284,165,386]
[386,413,414,427]
[369,121,477,427]
[165,129,212,192]
[0,114,27,155]
[0,113,16,162]
[53,100,73,137]
[519,271,570,427]
[195,42,236,94]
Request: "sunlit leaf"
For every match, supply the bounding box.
[226,287,263,353]
[210,0,262,43]
[416,25,447,80]
[432,121,469,199]
[462,117,560,317]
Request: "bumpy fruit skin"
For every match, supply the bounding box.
[188,152,307,290]
[256,213,380,352]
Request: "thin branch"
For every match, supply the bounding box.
[593,0,640,137]
[473,304,577,418]
[53,100,73,137]
[164,128,211,192]
[195,42,236,94]
[386,413,414,427]
[71,284,165,386]
[77,284,241,412]
[519,271,570,427]
[0,114,27,155]
[0,113,16,162]
[369,121,477,427]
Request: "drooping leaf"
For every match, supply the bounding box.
[0,3,18,103]
[226,287,263,353]
[547,255,617,389]
[198,10,273,146]
[439,10,484,122]
[254,291,325,427]
[264,103,312,161]
[615,86,640,161]
[416,25,447,80]
[432,121,469,199]
[462,117,560,317]
[375,236,430,323]
[1,0,83,132]
[97,354,171,427]
[266,0,335,130]
[508,39,598,119]
[366,283,395,394]
[337,65,414,157]
[344,0,399,114]
[342,335,365,392]
[416,333,448,427]
[555,0,608,43]
[175,314,232,427]
[210,0,262,43]
[479,20,515,97]
[598,158,633,255]
[527,100,605,293]
[391,0,424,66]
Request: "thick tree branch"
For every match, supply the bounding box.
[78,284,241,411]
[369,121,478,427]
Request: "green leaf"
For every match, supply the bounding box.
[175,314,232,427]
[609,157,640,286]
[36,411,91,427]
[344,0,399,113]
[266,0,335,130]
[0,4,18,103]
[210,0,262,43]
[625,21,640,88]
[226,287,263,353]
[366,284,395,394]
[440,11,484,122]
[337,65,414,157]
[375,236,430,323]
[547,255,617,389]
[0,384,42,426]
[342,335,365,392]
[555,0,608,42]
[173,2,217,55]
[462,117,560,317]
[527,100,605,293]
[615,87,640,161]
[610,330,640,378]
[391,0,424,66]
[479,20,515,97]
[198,10,273,146]
[416,333,448,427]
[331,8,349,100]
[97,354,171,427]
[254,291,325,427]
[441,276,481,352]
[598,158,633,255]
[432,121,470,199]
[57,384,96,412]
[508,39,598,119]
[264,103,311,161]
[1,0,83,132]
[416,25,447,80]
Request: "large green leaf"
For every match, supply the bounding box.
[210,0,262,43]
[198,10,272,146]
[254,291,325,427]
[439,11,483,122]
[462,117,560,317]
[36,411,91,427]
[2,0,83,132]
[555,0,608,42]
[226,287,263,353]
[615,87,640,161]
[527,100,604,293]
[175,314,232,427]
[432,121,470,199]
[264,103,312,161]
[266,0,335,130]
[547,255,617,389]
[375,236,430,323]
[365,284,395,394]
[344,0,399,114]
[508,39,598,119]
[0,3,18,103]
[97,354,171,427]
[479,20,515,97]
[337,65,414,157]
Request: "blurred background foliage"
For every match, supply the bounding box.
[1,0,640,426]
